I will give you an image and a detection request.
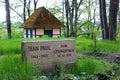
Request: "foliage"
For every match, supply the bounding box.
[0,28,7,39]
[0,22,6,28]
[0,28,23,39]
[0,55,35,80]
[11,22,22,28]
[80,21,94,33]
[48,6,63,21]
[11,28,23,38]
[75,57,111,76]
[111,64,120,77]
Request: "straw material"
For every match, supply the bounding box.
[21,7,64,29]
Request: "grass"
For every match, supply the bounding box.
[0,39,23,55]
[75,57,111,76]
[76,37,94,53]
[0,36,74,55]
[0,37,120,55]
[0,25,120,79]
[97,40,120,53]
[76,37,120,54]
[0,37,120,79]
[0,55,35,80]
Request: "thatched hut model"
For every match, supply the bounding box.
[21,7,64,38]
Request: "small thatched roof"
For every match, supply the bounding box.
[21,7,64,29]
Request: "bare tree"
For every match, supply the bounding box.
[64,0,83,37]
[26,0,31,17]
[33,0,39,11]
[9,6,24,21]
[15,0,39,21]
[5,0,11,39]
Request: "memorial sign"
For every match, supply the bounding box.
[22,40,76,72]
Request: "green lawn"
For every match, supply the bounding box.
[76,37,120,53]
[0,37,120,55]
[0,37,120,79]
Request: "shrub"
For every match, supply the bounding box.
[0,28,7,39]
[11,28,23,38]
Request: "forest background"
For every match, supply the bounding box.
[0,0,120,40]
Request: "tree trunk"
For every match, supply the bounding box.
[27,0,31,17]
[99,0,109,40]
[69,0,74,37]
[74,0,78,38]
[65,0,70,37]
[66,12,69,37]
[5,0,11,39]
[74,0,83,38]
[109,0,119,40]
[88,0,91,21]
[23,0,26,21]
